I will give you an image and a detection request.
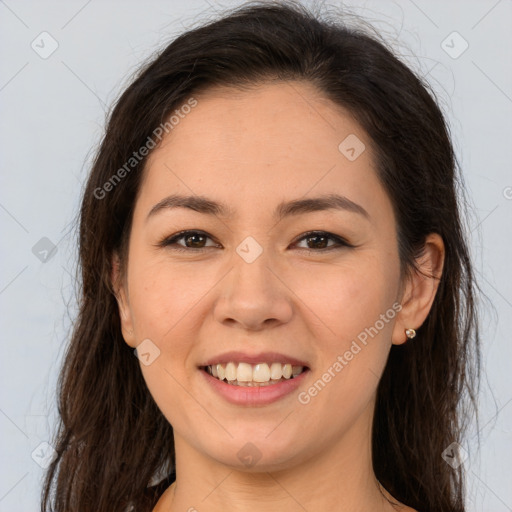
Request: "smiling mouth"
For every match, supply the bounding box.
[201,362,308,387]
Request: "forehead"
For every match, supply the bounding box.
[149,81,365,168]
[138,81,392,225]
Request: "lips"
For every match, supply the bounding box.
[198,350,311,405]
[200,365,310,406]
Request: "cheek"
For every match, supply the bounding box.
[292,253,399,345]
[127,260,209,429]
[127,254,213,340]
[128,244,400,357]
[293,255,398,408]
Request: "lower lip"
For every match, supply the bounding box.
[200,368,310,406]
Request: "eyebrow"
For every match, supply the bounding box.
[146,193,370,223]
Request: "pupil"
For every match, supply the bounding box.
[187,234,205,248]
[308,235,327,249]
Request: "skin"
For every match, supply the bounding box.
[112,81,444,512]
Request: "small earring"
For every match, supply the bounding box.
[405,328,416,340]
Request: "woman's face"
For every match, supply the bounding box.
[115,81,415,472]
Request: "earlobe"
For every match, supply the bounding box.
[392,233,445,345]
[111,253,136,348]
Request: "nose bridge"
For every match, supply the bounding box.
[214,237,293,330]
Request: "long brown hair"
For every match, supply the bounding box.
[41,2,480,511]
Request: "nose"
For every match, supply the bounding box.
[213,250,294,331]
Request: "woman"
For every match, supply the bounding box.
[41,1,480,511]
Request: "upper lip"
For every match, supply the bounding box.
[200,351,309,368]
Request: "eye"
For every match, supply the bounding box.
[157,229,352,253]
[292,231,352,252]
[157,230,220,252]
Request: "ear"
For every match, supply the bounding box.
[392,233,445,345]
[111,252,137,348]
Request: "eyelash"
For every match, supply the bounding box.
[157,230,353,253]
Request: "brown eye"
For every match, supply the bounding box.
[158,229,352,253]
[294,231,351,251]
[158,230,219,252]
[181,232,208,248]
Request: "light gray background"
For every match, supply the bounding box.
[1,0,511,510]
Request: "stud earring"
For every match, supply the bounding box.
[405,328,416,340]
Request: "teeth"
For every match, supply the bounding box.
[253,363,270,382]
[282,363,292,379]
[292,365,303,377]
[237,362,253,382]
[270,362,282,380]
[225,362,237,381]
[205,362,305,385]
